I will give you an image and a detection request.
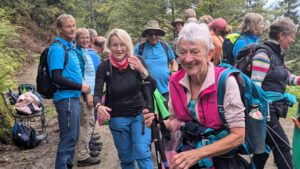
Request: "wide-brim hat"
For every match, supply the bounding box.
[171,18,184,27]
[142,20,165,37]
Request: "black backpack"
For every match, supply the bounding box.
[11,122,48,149]
[235,43,273,77]
[222,33,249,65]
[36,41,68,99]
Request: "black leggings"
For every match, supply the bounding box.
[252,106,293,169]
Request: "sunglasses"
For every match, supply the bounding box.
[148,32,158,36]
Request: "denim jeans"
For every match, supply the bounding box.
[54,97,80,169]
[109,113,153,169]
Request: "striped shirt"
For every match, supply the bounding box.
[251,40,300,87]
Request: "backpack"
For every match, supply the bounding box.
[138,41,171,64]
[235,44,273,77]
[217,65,269,155]
[36,41,68,99]
[11,122,48,149]
[222,33,249,65]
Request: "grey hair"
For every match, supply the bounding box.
[176,23,212,56]
[88,29,98,42]
[75,28,89,41]
[269,17,297,40]
[185,8,196,19]
[56,14,75,29]
[238,13,264,34]
[106,28,133,56]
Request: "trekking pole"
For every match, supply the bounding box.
[141,80,169,169]
[266,125,292,150]
[266,127,292,169]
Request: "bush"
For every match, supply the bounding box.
[286,86,300,117]
[0,8,24,144]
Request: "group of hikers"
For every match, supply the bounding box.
[46,7,300,169]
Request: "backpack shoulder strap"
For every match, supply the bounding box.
[53,40,69,68]
[138,42,145,56]
[217,67,242,124]
[159,41,171,64]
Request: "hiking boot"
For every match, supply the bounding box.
[89,144,101,151]
[89,150,100,157]
[67,163,73,169]
[89,140,102,147]
[77,157,100,167]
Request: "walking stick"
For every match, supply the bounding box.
[141,80,169,169]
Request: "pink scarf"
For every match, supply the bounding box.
[109,54,129,70]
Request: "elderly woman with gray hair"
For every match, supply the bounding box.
[144,22,248,169]
[251,17,300,169]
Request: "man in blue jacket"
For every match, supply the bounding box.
[47,14,90,169]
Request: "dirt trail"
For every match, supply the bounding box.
[0,62,296,169]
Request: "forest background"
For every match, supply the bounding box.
[0,0,299,143]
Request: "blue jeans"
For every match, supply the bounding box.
[109,113,153,169]
[54,98,80,169]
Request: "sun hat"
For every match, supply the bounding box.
[142,20,166,37]
[171,18,184,27]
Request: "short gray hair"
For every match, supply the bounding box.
[185,8,196,19]
[56,14,75,29]
[238,13,264,34]
[75,28,89,41]
[106,28,133,57]
[269,17,297,40]
[177,23,212,56]
[88,29,98,42]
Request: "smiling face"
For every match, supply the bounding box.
[59,17,76,42]
[76,32,90,49]
[177,39,209,78]
[109,35,127,61]
[279,32,296,50]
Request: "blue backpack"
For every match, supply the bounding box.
[217,64,269,155]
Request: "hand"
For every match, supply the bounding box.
[97,105,112,121]
[292,117,300,129]
[142,109,155,127]
[128,56,145,73]
[81,83,90,94]
[171,149,201,169]
[86,94,93,108]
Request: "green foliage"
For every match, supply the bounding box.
[0,8,26,143]
[287,86,300,117]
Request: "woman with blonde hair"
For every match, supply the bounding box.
[232,13,264,63]
[93,28,154,169]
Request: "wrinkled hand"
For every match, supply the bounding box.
[81,83,90,94]
[171,149,201,169]
[96,105,112,121]
[128,55,145,73]
[142,109,155,127]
